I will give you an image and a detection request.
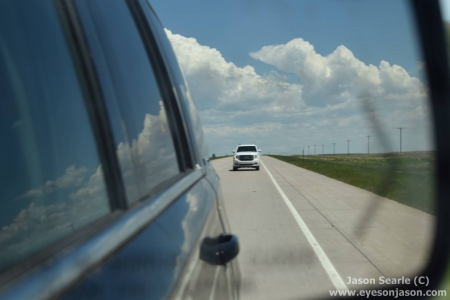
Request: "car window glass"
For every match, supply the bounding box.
[84,0,180,203]
[237,146,256,152]
[73,0,142,204]
[0,0,110,271]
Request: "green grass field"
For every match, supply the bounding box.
[269,152,436,214]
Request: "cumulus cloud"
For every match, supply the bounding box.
[250,39,425,107]
[115,101,178,201]
[16,165,88,200]
[165,30,432,154]
[165,29,304,113]
[1,103,178,260]
[174,191,200,277]
[1,165,109,261]
[416,61,425,71]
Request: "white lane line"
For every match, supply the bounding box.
[173,247,200,300]
[261,160,348,291]
[208,266,221,300]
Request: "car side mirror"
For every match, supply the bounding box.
[200,234,239,265]
[232,150,235,153]
[258,149,261,152]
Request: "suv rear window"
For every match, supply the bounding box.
[237,146,257,152]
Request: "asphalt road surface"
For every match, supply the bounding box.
[211,156,434,300]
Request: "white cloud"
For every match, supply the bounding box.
[165,29,304,113]
[1,102,179,259]
[174,191,200,277]
[132,103,178,188]
[1,165,109,259]
[416,61,425,71]
[16,165,88,200]
[165,30,432,155]
[115,101,178,200]
[250,39,425,107]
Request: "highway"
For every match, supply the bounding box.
[211,156,434,299]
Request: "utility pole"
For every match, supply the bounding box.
[366,136,371,155]
[347,140,350,156]
[397,127,405,153]
[308,145,310,155]
[333,143,335,155]
[322,145,324,155]
[314,145,316,155]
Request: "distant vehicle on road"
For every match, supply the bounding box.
[232,144,261,171]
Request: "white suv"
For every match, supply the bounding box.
[232,144,261,171]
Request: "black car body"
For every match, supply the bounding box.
[0,0,239,299]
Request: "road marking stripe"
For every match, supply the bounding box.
[208,266,221,300]
[173,246,200,300]
[261,160,348,290]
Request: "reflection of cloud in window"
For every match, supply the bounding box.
[174,192,200,276]
[117,101,178,198]
[0,165,109,263]
[0,103,181,262]
[16,165,88,200]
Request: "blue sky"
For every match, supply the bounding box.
[441,0,450,22]
[150,0,421,79]
[149,0,432,155]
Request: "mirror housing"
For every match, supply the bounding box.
[258,149,261,152]
[200,234,239,265]
[232,150,235,153]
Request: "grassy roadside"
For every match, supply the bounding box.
[268,152,435,214]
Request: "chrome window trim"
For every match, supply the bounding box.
[125,0,194,172]
[136,0,202,170]
[59,0,128,211]
[0,169,204,300]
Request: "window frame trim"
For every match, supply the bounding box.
[58,0,128,211]
[125,0,195,173]
[136,0,203,170]
[0,169,204,299]
[75,0,196,202]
